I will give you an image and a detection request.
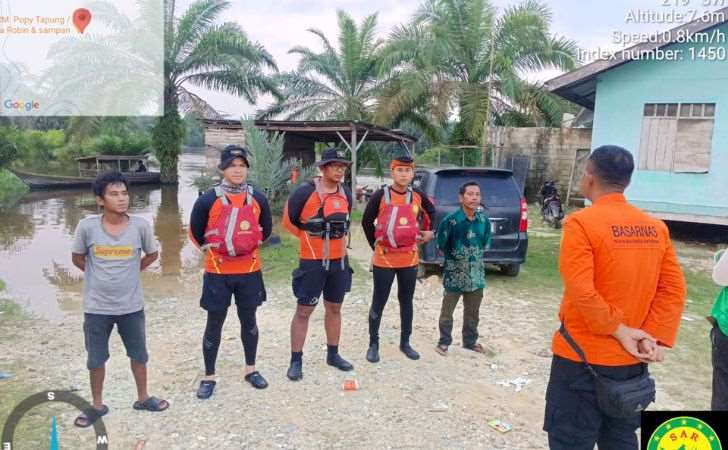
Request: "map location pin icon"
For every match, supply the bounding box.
[73,8,92,33]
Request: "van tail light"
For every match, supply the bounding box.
[519,198,528,232]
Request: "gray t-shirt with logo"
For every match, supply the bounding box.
[72,215,158,315]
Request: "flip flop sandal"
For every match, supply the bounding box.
[196,380,216,399]
[244,371,269,390]
[133,396,169,412]
[465,343,491,355]
[74,405,109,428]
[435,345,448,356]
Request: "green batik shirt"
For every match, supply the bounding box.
[436,208,492,293]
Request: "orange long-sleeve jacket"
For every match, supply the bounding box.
[552,193,687,366]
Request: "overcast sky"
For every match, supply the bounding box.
[176,0,703,117]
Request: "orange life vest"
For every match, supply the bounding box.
[374,186,419,253]
[202,185,262,262]
[301,177,350,269]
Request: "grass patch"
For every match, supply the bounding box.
[0,300,23,322]
[518,234,562,290]
[0,279,25,323]
[0,379,54,450]
[683,268,721,314]
[261,225,365,283]
[0,169,29,207]
[0,281,46,448]
[488,208,564,294]
[260,231,301,282]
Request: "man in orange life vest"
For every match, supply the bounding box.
[544,145,686,449]
[189,145,273,398]
[283,148,355,381]
[361,156,435,362]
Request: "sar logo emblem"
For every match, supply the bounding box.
[333,200,341,209]
[240,220,251,231]
[647,416,722,450]
[399,217,408,225]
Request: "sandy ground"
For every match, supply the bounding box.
[0,224,718,449]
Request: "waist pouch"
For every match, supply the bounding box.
[303,218,348,239]
[560,324,655,418]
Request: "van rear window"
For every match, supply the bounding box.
[434,172,520,207]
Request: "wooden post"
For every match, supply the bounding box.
[565,150,579,207]
[351,124,358,196]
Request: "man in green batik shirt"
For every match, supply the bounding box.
[435,181,491,356]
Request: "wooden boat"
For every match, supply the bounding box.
[12,155,161,190]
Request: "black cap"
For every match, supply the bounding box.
[316,148,352,167]
[219,145,250,170]
[393,155,414,164]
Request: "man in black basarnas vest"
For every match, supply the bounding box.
[282,148,355,381]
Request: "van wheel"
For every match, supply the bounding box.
[500,264,520,277]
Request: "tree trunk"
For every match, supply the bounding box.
[152,96,184,184]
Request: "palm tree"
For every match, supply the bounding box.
[259,10,383,121]
[43,0,278,183]
[377,0,580,160]
[155,0,280,183]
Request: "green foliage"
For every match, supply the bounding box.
[152,110,185,184]
[0,139,18,169]
[377,0,580,147]
[0,127,67,168]
[0,169,29,207]
[416,146,446,166]
[159,0,280,182]
[79,133,151,156]
[416,145,483,167]
[259,231,300,282]
[184,112,205,147]
[189,171,220,193]
[259,10,382,121]
[1,123,151,175]
[66,117,156,144]
[242,120,313,212]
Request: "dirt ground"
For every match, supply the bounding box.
[0,220,722,449]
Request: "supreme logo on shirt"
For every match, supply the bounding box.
[94,245,134,260]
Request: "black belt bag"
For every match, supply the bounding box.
[559,324,655,418]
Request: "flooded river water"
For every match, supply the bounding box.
[0,152,209,321]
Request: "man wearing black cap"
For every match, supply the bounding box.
[189,145,273,398]
[282,148,355,381]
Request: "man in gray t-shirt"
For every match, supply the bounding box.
[72,214,157,315]
[71,171,168,428]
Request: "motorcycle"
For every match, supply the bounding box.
[356,184,376,203]
[539,180,564,228]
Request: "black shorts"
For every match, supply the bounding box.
[543,355,644,450]
[200,271,267,312]
[83,310,148,370]
[292,258,353,306]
